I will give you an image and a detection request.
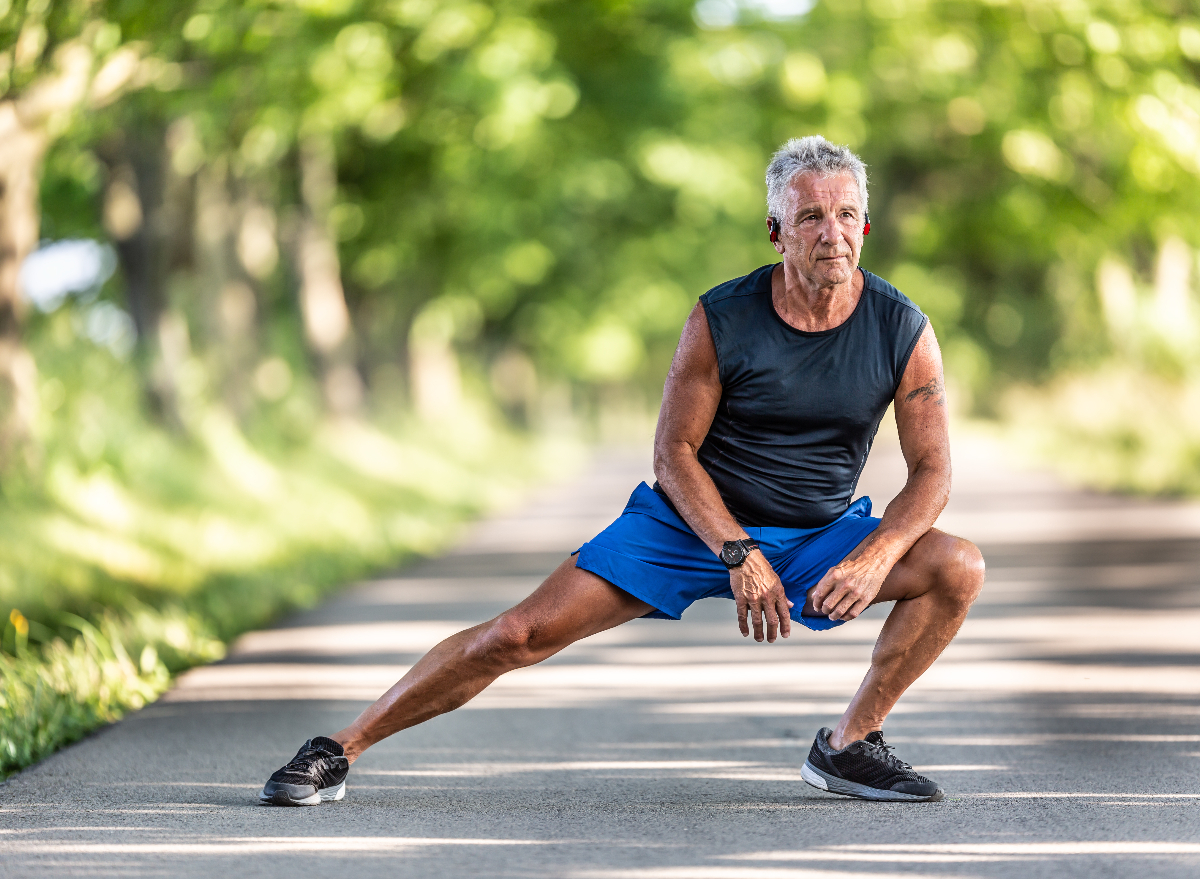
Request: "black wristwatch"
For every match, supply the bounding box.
[719,538,760,569]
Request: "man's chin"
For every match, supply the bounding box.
[813,262,855,285]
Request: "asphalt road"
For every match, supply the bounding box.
[3,429,1200,878]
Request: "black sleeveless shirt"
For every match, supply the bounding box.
[656,264,927,528]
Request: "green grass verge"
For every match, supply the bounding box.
[2,612,173,775]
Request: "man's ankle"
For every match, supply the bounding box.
[828,725,875,750]
[330,731,362,764]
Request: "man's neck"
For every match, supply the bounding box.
[771,263,864,332]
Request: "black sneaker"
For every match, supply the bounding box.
[259,736,349,806]
[801,727,943,802]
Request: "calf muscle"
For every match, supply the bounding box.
[331,559,652,762]
[829,528,985,747]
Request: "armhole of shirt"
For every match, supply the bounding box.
[698,295,726,387]
[893,313,929,397]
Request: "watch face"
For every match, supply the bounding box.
[721,543,746,567]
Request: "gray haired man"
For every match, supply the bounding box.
[260,135,985,806]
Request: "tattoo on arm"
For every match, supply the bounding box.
[904,376,946,407]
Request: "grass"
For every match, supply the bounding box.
[1,313,583,779]
[1,611,172,774]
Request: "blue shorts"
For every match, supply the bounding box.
[574,482,880,631]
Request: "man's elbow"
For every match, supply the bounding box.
[651,447,674,486]
[652,440,698,486]
[932,465,953,509]
[911,458,952,505]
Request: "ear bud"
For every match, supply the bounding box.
[863,213,871,236]
[769,217,780,243]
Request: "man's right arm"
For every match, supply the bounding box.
[653,303,793,642]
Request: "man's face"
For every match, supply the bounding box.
[772,171,864,288]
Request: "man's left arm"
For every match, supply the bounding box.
[806,322,952,621]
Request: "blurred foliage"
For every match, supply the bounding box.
[1002,367,1200,495]
[5,0,1200,770]
[12,0,1200,412]
[7,308,553,621]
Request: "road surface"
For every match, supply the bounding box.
[3,427,1200,877]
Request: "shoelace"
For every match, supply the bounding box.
[863,737,914,773]
[283,747,330,775]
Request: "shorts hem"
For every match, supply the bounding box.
[574,543,687,620]
[794,612,845,632]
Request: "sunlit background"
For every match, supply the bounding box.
[2,0,1200,775]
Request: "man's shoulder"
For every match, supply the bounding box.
[861,269,925,319]
[699,263,776,307]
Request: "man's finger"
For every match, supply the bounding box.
[776,592,792,639]
[819,581,848,614]
[828,591,860,621]
[736,593,749,637]
[809,568,836,605]
[847,596,872,620]
[765,605,779,643]
[751,600,765,642]
[828,595,854,620]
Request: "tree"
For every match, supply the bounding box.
[0,0,172,455]
[24,0,1200,435]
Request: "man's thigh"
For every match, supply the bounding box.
[502,557,655,654]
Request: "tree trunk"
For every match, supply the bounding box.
[0,101,46,464]
[0,40,103,462]
[195,162,261,419]
[99,126,191,429]
[297,135,362,416]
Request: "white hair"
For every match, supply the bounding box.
[765,135,869,221]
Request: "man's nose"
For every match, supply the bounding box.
[816,215,843,244]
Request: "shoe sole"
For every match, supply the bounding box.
[258,781,346,806]
[801,761,943,802]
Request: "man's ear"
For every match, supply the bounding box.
[766,216,785,254]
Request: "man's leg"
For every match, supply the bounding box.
[330,558,653,762]
[806,529,985,749]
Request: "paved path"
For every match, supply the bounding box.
[3,429,1200,878]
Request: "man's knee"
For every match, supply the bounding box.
[932,533,985,608]
[464,613,549,672]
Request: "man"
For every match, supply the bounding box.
[259,135,985,806]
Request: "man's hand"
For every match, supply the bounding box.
[807,551,892,622]
[731,552,793,642]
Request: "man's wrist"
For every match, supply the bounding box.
[719,538,760,569]
[852,526,908,571]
